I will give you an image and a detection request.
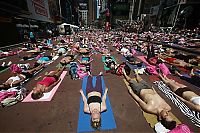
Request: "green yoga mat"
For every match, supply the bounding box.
[102,56,116,71]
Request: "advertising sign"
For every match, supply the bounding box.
[20,0,51,22]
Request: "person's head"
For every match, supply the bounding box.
[31,87,43,100]
[90,109,101,130]
[159,110,176,130]
[189,58,198,66]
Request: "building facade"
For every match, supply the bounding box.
[156,0,200,28]
[0,0,30,46]
[88,0,98,25]
[79,0,88,27]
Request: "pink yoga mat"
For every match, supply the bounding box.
[22,71,67,102]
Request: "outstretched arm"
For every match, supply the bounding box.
[12,74,26,86]
[101,88,108,112]
[80,89,90,113]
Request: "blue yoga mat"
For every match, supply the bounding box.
[194,71,200,76]
[121,56,146,70]
[182,74,191,78]
[82,57,90,61]
[77,76,117,132]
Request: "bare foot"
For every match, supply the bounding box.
[99,71,103,76]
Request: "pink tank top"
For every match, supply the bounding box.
[37,76,56,87]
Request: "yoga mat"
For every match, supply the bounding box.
[148,75,160,82]
[22,71,67,102]
[0,67,9,73]
[181,74,191,78]
[77,76,116,132]
[155,81,200,127]
[121,56,146,70]
[194,71,200,75]
[56,55,78,68]
[102,56,116,71]
[123,79,181,128]
[0,57,6,61]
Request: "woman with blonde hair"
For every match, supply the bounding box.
[79,74,108,130]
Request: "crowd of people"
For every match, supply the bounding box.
[0,24,199,132]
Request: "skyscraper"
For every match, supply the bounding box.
[88,0,98,25]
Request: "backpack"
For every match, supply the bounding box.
[146,66,158,75]
[115,63,130,76]
[158,63,171,76]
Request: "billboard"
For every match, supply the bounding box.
[20,0,51,22]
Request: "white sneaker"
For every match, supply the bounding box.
[1,62,5,67]
[138,68,145,75]
[134,69,139,75]
[7,61,12,66]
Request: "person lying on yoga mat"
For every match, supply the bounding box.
[59,55,76,66]
[109,61,131,76]
[31,67,65,100]
[122,69,176,130]
[20,53,39,61]
[162,51,200,66]
[175,69,200,88]
[77,55,93,65]
[0,67,26,90]
[125,55,143,67]
[78,45,91,55]
[103,55,118,71]
[158,54,193,69]
[12,63,45,79]
[79,74,108,130]
[36,55,53,64]
[0,63,45,89]
[159,73,200,112]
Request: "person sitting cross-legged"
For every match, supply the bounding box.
[122,69,176,130]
